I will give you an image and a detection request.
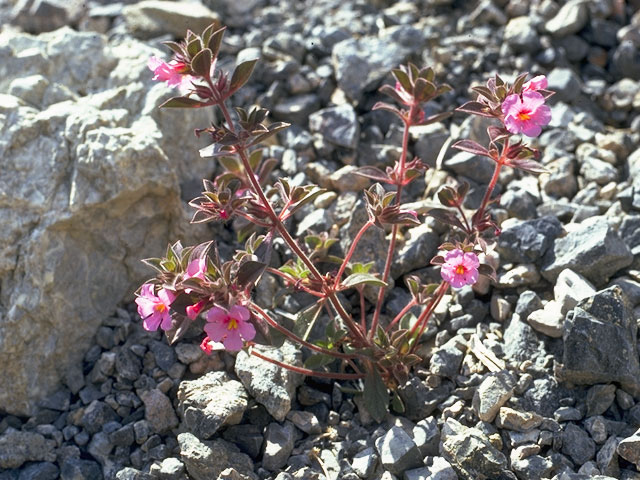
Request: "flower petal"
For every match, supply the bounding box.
[223,332,244,351]
[238,320,256,342]
[206,306,228,324]
[143,313,162,331]
[230,305,250,321]
[204,321,227,342]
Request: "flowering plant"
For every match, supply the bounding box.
[136,23,553,420]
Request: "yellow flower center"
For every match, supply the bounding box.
[518,111,531,121]
[227,318,238,330]
[154,303,166,313]
[455,265,466,275]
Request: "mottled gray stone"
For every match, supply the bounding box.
[542,217,633,286]
[262,421,296,472]
[0,429,55,469]
[560,287,640,395]
[473,371,516,422]
[440,418,516,480]
[140,389,179,434]
[561,424,595,465]
[586,384,617,417]
[234,342,304,421]
[554,269,596,314]
[497,216,562,264]
[374,426,423,475]
[308,104,359,149]
[177,371,248,439]
[545,0,589,37]
[178,432,256,480]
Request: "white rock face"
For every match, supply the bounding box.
[0,27,214,415]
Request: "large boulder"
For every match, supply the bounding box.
[0,27,213,415]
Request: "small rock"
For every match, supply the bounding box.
[15,461,59,480]
[617,429,640,468]
[329,166,371,192]
[374,426,423,475]
[586,384,617,417]
[545,0,589,37]
[562,424,596,465]
[285,410,322,435]
[351,447,378,479]
[472,371,516,422]
[262,421,296,471]
[542,217,633,286]
[308,104,359,149]
[412,417,440,457]
[177,371,248,439]
[554,407,582,422]
[60,458,102,480]
[554,269,596,314]
[597,435,620,477]
[430,340,464,378]
[497,216,563,264]
[504,16,540,53]
[546,67,582,104]
[526,300,564,338]
[496,408,543,432]
[178,432,256,480]
[234,342,304,421]
[440,418,514,479]
[140,389,179,434]
[559,286,640,395]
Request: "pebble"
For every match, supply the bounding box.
[472,371,516,422]
[374,425,423,475]
[496,408,543,432]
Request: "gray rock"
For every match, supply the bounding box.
[404,457,457,480]
[81,400,119,435]
[546,67,582,104]
[140,389,179,434]
[332,33,413,102]
[617,429,640,468]
[60,458,102,480]
[440,418,515,480]
[16,461,59,480]
[612,40,640,81]
[178,432,256,480]
[545,0,589,37]
[285,410,322,435]
[526,300,564,338]
[473,371,516,422]
[413,417,440,457]
[10,0,86,34]
[540,157,578,198]
[157,458,185,480]
[554,406,582,422]
[504,16,540,53]
[510,454,554,480]
[374,426,423,475]
[122,0,220,39]
[430,341,464,378]
[554,269,596,314]
[560,286,640,395]
[496,408,543,432]
[597,435,620,477]
[515,291,544,320]
[329,166,371,193]
[392,224,440,279]
[580,157,618,185]
[262,421,297,471]
[584,416,608,444]
[398,377,452,422]
[234,342,304,421]
[0,430,55,469]
[586,384,616,417]
[115,467,153,480]
[498,216,562,265]
[222,424,264,460]
[445,152,495,184]
[273,94,321,126]
[351,447,378,479]
[0,27,210,416]
[503,314,545,364]
[561,424,596,465]
[542,217,633,286]
[309,104,359,149]
[177,371,248,439]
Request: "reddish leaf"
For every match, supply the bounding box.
[452,139,490,157]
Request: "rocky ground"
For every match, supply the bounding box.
[1,0,640,479]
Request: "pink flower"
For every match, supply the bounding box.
[501,91,551,137]
[186,300,206,320]
[204,305,255,351]
[148,56,193,91]
[135,283,175,331]
[440,249,480,288]
[522,75,547,92]
[184,258,207,294]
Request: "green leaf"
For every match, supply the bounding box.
[304,354,334,369]
[363,368,389,423]
[230,59,258,93]
[207,26,226,58]
[391,389,405,414]
[236,260,266,287]
[186,37,202,57]
[391,68,412,94]
[342,273,387,289]
[159,96,208,109]
[293,302,324,341]
[191,48,212,77]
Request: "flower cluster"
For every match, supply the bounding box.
[136,22,554,421]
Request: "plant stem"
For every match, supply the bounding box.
[333,220,374,289]
[249,302,360,360]
[474,138,508,228]
[385,298,417,333]
[369,104,416,339]
[217,100,368,346]
[248,346,365,380]
[408,281,449,354]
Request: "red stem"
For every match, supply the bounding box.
[333,221,374,289]
[248,347,364,380]
[249,303,359,360]
[385,298,418,333]
[474,138,508,228]
[408,281,449,353]
[369,104,416,339]
[217,101,368,346]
